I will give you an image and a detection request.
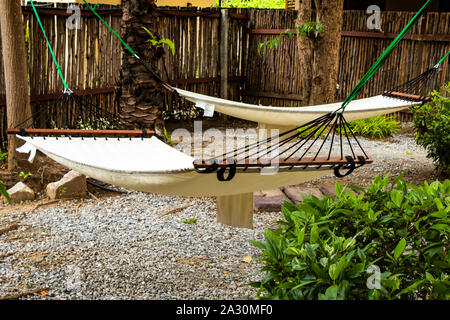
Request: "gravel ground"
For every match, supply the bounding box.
[0,126,438,300]
[0,194,281,299]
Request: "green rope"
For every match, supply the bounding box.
[82,0,137,56]
[30,0,70,91]
[436,50,450,67]
[83,0,174,92]
[340,0,432,110]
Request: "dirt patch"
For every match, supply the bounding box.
[0,150,127,215]
[0,151,68,192]
[2,224,51,243]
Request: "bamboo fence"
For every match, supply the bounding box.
[0,6,449,143]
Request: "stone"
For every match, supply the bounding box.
[319,184,337,198]
[254,189,290,211]
[4,182,35,203]
[46,170,87,200]
[283,186,323,204]
[319,184,362,199]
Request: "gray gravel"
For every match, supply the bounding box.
[0,193,281,300]
[0,126,435,300]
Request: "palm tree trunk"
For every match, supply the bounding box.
[120,0,163,129]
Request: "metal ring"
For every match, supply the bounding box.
[334,155,356,178]
[196,158,219,174]
[217,157,236,182]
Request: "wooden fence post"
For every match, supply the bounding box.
[220,8,228,100]
[216,8,254,229]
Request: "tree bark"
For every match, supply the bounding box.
[120,0,163,130]
[0,0,32,171]
[296,0,344,105]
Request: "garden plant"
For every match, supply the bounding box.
[251,174,450,300]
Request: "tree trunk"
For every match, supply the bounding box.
[296,0,344,105]
[0,0,32,171]
[120,0,164,130]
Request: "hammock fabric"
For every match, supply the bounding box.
[175,89,420,127]
[16,135,347,197]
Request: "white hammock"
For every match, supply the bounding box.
[175,88,418,126]
[17,136,332,197]
[16,90,412,197]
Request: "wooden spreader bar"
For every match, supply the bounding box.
[193,156,373,169]
[6,128,155,138]
[383,91,430,103]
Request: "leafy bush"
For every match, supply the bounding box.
[75,117,116,130]
[348,115,400,139]
[250,174,449,300]
[0,151,7,163]
[297,115,400,140]
[412,83,450,177]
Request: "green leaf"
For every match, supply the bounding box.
[310,224,319,243]
[434,198,444,211]
[425,272,434,281]
[324,285,338,300]
[141,26,156,40]
[390,189,403,208]
[335,182,344,197]
[0,180,11,204]
[159,39,176,56]
[394,238,406,260]
[328,264,337,281]
[286,247,302,256]
[398,280,426,295]
[333,254,347,280]
[257,42,264,55]
[430,224,450,233]
[291,280,317,291]
[297,227,305,246]
[182,217,197,224]
[249,240,266,250]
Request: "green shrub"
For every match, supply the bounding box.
[348,115,400,139]
[297,115,400,140]
[0,151,7,163]
[250,174,449,300]
[412,83,450,177]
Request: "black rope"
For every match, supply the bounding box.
[195,111,370,181]
[13,91,120,132]
[383,65,440,101]
[87,179,128,194]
